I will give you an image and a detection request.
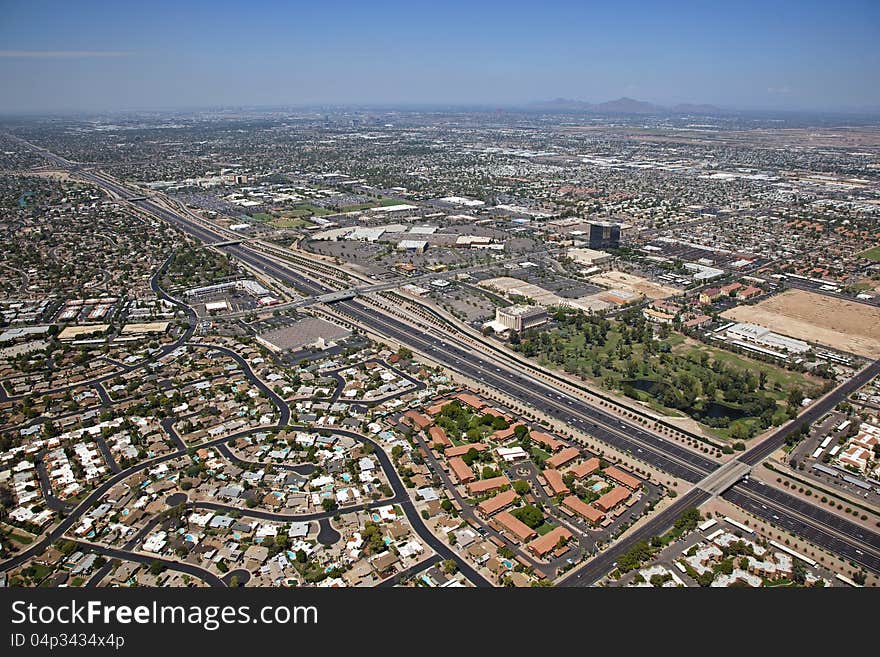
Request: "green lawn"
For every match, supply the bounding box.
[7,531,34,545]
[713,417,762,441]
[339,202,381,212]
[249,212,274,222]
[681,344,817,402]
[270,217,311,229]
[29,563,53,581]
[517,307,822,440]
[858,246,880,261]
[535,522,556,536]
[530,446,551,465]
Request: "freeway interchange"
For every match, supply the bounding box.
[15,145,880,584]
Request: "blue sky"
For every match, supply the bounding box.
[1,0,878,113]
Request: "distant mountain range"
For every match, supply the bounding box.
[529,97,726,115]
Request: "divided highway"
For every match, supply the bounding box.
[21,146,880,583]
[207,233,880,578]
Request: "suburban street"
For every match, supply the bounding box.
[4,140,878,587]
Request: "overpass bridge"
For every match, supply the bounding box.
[317,290,357,303]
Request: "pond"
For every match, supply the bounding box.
[626,378,747,422]
[625,378,674,398]
[701,402,747,421]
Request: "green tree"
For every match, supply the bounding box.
[512,480,530,495]
[511,505,544,529]
[441,559,458,574]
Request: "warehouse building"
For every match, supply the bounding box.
[724,322,809,356]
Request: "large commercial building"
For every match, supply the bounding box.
[587,221,621,250]
[495,305,548,332]
[724,322,810,357]
[567,247,612,267]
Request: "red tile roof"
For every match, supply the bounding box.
[562,495,605,524]
[445,442,487,457]
[603,466,641,490]
[595,486,631,512]
[545,447,580,469]
[467,475,510,495]
[527,526,572,557]
[448,457,475,484]
[476,489,518,516]
[495,511,538,542]
[456,393,488,410]
[530,431,563,452]
[493,422,524,442]
[403,410,432,430]
[543,468,570,496]
[428,426,452,447]
[570,457,600,479]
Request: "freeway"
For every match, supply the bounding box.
[182,242,721,482]
[723,481,880,573]
[179,241,720,483]
[223,240,719,481]
[17,140,880,583]
[337,302,716,481]
[128,199,880,577]
[735,478,880,553]
[109,199,880,576]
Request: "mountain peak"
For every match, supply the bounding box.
[593,97,661,114]
[530,97,727,115]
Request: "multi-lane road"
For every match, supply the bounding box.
[14,141,880,583]
[170,201,880,579]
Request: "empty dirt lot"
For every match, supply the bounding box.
[721,289,880,358]
[588,270,682,300]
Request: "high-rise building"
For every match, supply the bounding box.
[587,221,621,249]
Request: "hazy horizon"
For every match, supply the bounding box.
[1,0,878,114]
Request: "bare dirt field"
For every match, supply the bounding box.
[721,289,880,358]
[588,270,682,300]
